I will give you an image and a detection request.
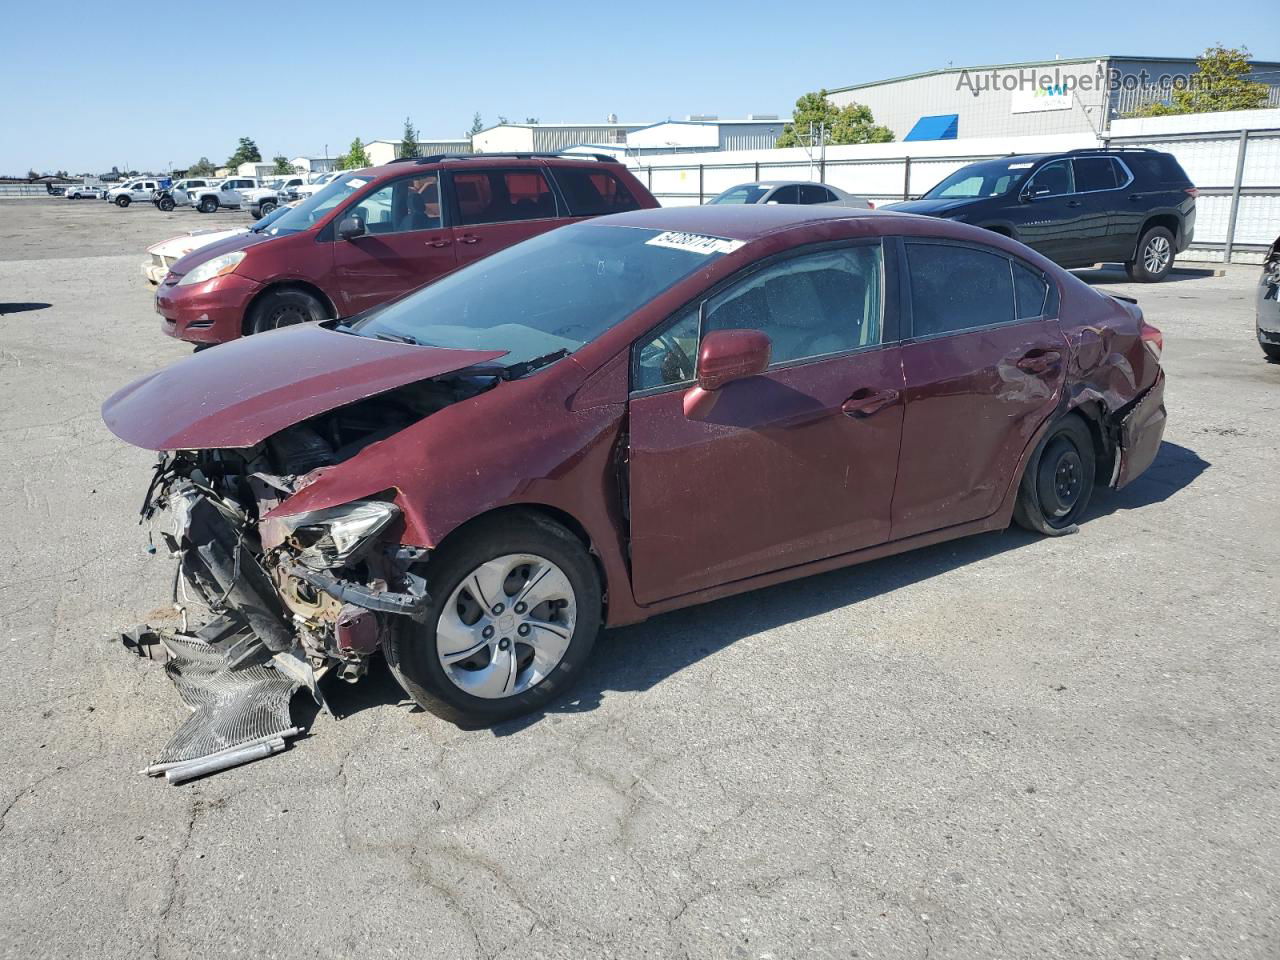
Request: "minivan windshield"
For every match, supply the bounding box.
[256,173,369,236]
[924,158,1036,199]
[351,223,739,366]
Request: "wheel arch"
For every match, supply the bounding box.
[241,280,337,335]
[1132,213,1181,258]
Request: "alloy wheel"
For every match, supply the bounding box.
[1143,235,1171,275]
[436,553,577,699]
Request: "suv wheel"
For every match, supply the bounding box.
[198,196,218,214]
[115,195,130,207]
[1126,226,1175,282]
[384,513,602,725]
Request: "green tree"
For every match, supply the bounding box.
[775,91,894,147]
[400,116,420,158]
[337,137,371,170]
[1131,45,1270,117]
[469,111,484,136]
[272,155,293,175]
[187,157,216,176]
[226,137,262,169]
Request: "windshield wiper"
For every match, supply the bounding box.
[374,332,418,345]
[500,348,570,380]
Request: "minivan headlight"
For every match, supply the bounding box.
[178,250,246,286]
[276,500,400,570]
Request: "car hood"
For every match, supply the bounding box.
[147,228,248,259]
[881,197,978,217]
[168,230,272,277]
[102,323,507,451]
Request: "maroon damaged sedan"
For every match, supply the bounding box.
[103,205,1167,724]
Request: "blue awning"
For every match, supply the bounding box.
[904,114,959,141]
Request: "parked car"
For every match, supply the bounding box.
[141,205,294,284]
[104,204,1167,724]
[709,181,872,208]
[155,178,219,211]
[884,148,1196,282]
[286,170,345,201]
[155,153,657,344]
[1259,234,1280,363]
[108,177,169,207]
[65,185,104,199]
[188,176,263,213]
[244,176,305,219]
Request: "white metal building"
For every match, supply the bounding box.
[365,138,473,166]
[472,121,648,154]
[826,56,1280,142]
[624,117,785,154]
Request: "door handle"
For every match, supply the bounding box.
[1129,193,1142,201]
[1015,350,1062,374]
[1066,200,1082,208]
[841,387,900,418]
[427,239,452,248]
[458,235,481,245]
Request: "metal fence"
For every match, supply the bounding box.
[626,124,1280,264]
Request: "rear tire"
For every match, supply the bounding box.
[158,196,175,212]
[246,287,327,335]
[1014,414,1097,535]
[385,513,602,726]
[115,195,130,207]
[198,196,218,214]
[1126,226,1175,282]
[259,199,277,217]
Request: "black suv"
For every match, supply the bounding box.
[886,148,1196,282]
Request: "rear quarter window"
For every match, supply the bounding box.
[553,168,641,216]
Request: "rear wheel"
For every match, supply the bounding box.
[385,513,602,726]
[158,195,175,212]
[198,196,218,213]
[246,287,327,334]
[259,199,277,217]
[1014,414,1097,535]
[115,195,130,207]
[1126,226,1175,282]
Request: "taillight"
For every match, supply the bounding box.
[1141,321,1163,361]
[1185,187,1199,198]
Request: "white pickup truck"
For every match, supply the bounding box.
[243,176,305,219]
[107,178,165,207]
[189,176,263,213]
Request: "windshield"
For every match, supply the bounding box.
[256,174,370,236]
[710,184,771,205]
[351,223,739,366]
[924,159,1036,199]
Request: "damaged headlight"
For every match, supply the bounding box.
[276,500,399,570]
[178,250,246,286]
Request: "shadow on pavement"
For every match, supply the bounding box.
[1073,265,1219,285]
[0,302,52,315]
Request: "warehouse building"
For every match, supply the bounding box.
[365,138,472,166]
[472,120,649,154]
[826,55,1280,141]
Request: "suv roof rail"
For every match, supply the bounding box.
[1065,146,1159,154]
[389,151,622,165]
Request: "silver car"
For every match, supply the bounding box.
[708,181,872,209]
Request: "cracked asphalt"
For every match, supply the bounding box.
[1,198,1277,959]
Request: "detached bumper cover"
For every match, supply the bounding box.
[1115,369,1167,489]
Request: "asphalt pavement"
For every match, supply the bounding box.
[0,198,1276,959]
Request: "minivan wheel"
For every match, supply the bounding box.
[115,195,130,207]
[385,513,602,726]
[198,196,218,213]
[1014,414,1097,535]
[1126,226,1175,282]
[246,288,327,334]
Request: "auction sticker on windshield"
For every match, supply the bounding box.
[645,231,745,255]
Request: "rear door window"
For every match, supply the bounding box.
[452,169,557,224]
[1072,157,1121,192]
[797,185,836,204]
[767,185,801,204]
[1012,261,1051,319]
[552,168,641,216]
[906,242,1016,337]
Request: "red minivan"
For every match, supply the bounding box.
[154,154,658,345]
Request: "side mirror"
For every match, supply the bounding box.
[1019,189,1034,203]
[337,214,366,241]
[696,329,771,391]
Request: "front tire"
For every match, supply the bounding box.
[1126,226,1175,282]
[245,287,328,334]
[385,513,602,726]
[259,199,277,217]
[1014,414,1097,535]
[115,195,130,207]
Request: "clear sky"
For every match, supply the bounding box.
[2,0,1275,175]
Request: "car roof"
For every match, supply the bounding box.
[589,204,888,241]
[359,154,623,179]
